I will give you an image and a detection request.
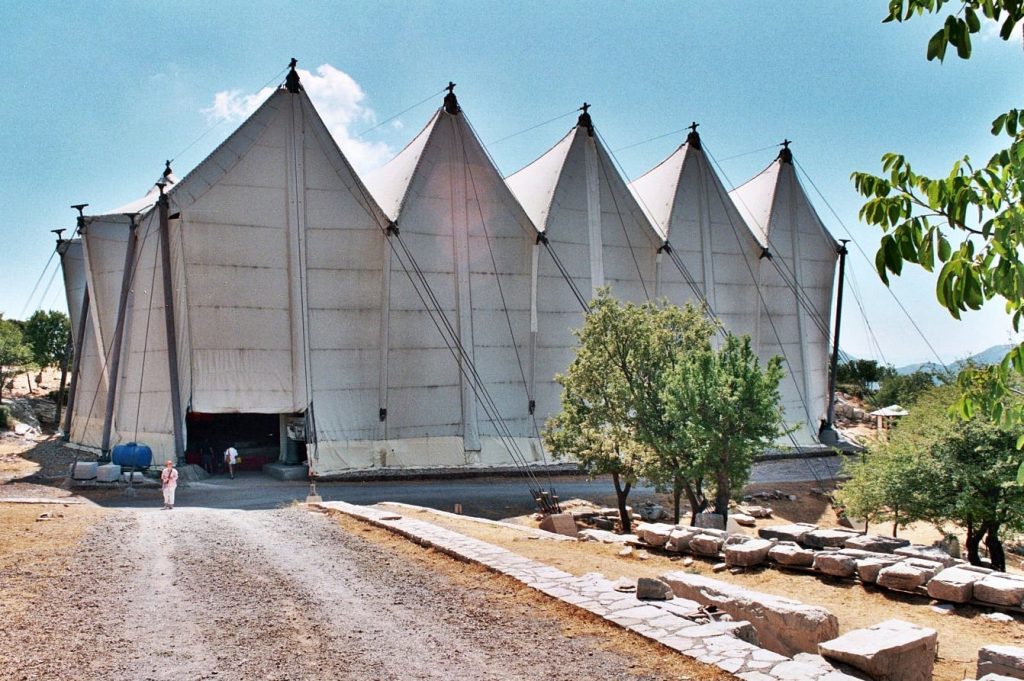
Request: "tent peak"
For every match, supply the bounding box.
[285,58,301,94]
[577,102,594,137]
[778,139,793,164]
[443,81,460,115]
[686,121,702,150]
[70,203,88,218]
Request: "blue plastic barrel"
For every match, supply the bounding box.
[111,442,153,468]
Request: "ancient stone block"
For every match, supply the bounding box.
[694,512,725,530]
[758,522,818,544]
[539,512,578,538]
[974,574,1024,607]
[769,542,816,567]
[813,552,857,578]
[856,556,901,584]
[660,571,839,656]
[742,505,773,518]
[818,619,937,681]
[927,566,988,603]
[893,544,961,567]
[634,522,673,547]
[843,534,911,553]
[666,527,700,553]
[731,513,757,527]
[876,560,942,593]
[690,533,724,557]
[635,577,674,600]
[725,539,774,568]
[978,644,1024,680]
[803,528,861,549]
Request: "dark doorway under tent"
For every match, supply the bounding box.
[184,412,305,474]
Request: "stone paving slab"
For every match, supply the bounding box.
[315,500,856,680]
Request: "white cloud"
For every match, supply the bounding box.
[979,17,1024,43]
[202,63,393,174]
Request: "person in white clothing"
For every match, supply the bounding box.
[224,445,238,479]
[160,460,178,509]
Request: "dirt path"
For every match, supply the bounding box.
[3,506,719,681]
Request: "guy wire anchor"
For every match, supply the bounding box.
[305,480,322,504]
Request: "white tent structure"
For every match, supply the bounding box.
[505,107,663,421]
[365,87,541,469]
[729,145,839,444]
[59,68,843,474]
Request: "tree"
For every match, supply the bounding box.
[836,358,896,398]
[837,382,1024,570]
[543,290,716,532]
[0,319,33,403]
[871,369,939,409]
[660,334,786,523]
[23,310,70,370]
[852,1,1024,431]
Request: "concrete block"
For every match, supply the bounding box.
[978,645,1024,680]
[975,574,1024,607]
[661,571,838,657]
[759,522,818,544]
[769,541,816,567]
[95,463,121,482]
[818,619,937,681]
[844,534,911,553]
[725,539,774,568]
[71,461,97,480]
[927,566,988,603]
[813,552,858,578]
[803,528,861,549]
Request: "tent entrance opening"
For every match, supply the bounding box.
[185,412,298,474]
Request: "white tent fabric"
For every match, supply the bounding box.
[628,134,762,338]
[506,119,662,423]
[365,103,538,469]
[58,239,107,448]
[730,152,838,444]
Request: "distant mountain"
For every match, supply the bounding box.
[894,344,1015,376]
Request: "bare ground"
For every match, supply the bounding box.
[0,501,727,681]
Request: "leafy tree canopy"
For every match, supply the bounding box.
[852,0,1024,432]
[23,310,70,369]
[0,319,33,403]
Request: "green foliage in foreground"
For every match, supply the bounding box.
[853,0,1024,435]
[837,383,1024,571]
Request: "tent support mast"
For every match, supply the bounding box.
[158,182,185,461]
[820,239,849,445]
[100,214,140,457]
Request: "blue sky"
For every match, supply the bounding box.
[2,1,1021,366]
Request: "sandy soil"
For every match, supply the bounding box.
[392,491,1024,681]
[0,497,727,681]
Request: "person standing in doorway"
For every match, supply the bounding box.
[199,438,215,475]
[161,460,178,509]
[224,445,238,479]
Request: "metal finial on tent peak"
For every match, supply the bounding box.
[779,139,793,164]
[577,102,594,137]
[163,160,173,178]
[51,228,66,243]
[686,121,702,150]
[71,203,88,217]
[443,81,460,115]
[285,58,301,94]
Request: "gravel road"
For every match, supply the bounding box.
[4,506,689,681]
